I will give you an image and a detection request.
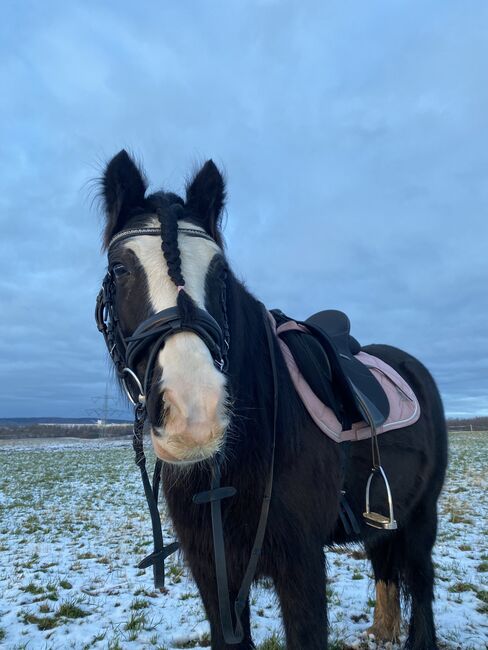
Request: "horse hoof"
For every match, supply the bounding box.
[366,623,400,644]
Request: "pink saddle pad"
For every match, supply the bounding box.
[275,321,421,443]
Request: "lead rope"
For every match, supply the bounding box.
[193,303,278,644]
[132,402,179,589]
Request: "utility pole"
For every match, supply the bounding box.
[86,381,126,436]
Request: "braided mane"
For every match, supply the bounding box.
[147,193,198,324]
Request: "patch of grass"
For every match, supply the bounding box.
[21,612,58,630]
[476,589,488,604]
[179,592,195,601]
[134,587,159,598]
[23,514,42,534]
[20,582,44,595]
[124,612,146,632]
[448,581,475,593]
[258,634,285,650]
[89,631,106,644]
[57,601,89,619]
[458,543,472,551]
[477,561,488,572]
[0,628,5,641]
[449,512,474,525]
[130,598,149,610]
[167,564,184,584]
[352,570,364,580]
[59,579,72,589]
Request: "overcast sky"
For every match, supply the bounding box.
[1,0,487,419]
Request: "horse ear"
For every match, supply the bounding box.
[102,150,147,247]
[186,160,226,245]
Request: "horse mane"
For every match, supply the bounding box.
[220,269,310,465]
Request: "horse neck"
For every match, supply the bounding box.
[224,272,301,459]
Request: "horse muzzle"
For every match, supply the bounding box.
[147,383,229,464]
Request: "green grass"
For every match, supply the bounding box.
[20,582,44,595]
[21,612,59,630]
[57,601,88,619]
[448,582,475,593]
[130,597,149,610]
[1,429,487,649]
[124,611,146,632]
[258,634,285,650]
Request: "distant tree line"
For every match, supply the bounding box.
[447,416,488,431]
[0,418,486,440]
[0,424,132,440]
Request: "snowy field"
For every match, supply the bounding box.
[0,431,486,650]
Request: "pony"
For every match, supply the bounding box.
[97,149,447,649]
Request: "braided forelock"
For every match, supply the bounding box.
[158,203,197,324]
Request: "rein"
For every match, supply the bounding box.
[194,304,278,644]
[96,226,278,645]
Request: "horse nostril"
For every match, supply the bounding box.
[147,381,169,429]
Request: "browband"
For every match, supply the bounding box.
[108,226,217,250]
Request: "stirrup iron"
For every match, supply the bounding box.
[363,465,397,530]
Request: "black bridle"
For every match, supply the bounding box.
[96,226,229,403]
[95,225,278,645]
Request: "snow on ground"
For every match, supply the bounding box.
[0,432,486,649]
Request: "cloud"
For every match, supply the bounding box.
[0,0,486,417]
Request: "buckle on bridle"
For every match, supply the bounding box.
[121,368,146,405]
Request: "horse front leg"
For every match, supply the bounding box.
[186,551,255,650]
[271,544,327,649]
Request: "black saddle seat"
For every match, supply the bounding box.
[303,310,390,429]
[306,310,361,356]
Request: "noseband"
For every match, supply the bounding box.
[95,226,229,407]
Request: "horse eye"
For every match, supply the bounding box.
[112,263,130,279]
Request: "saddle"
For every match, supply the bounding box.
[272,308,399,531]
[272,309,390,431]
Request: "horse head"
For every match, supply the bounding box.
[99,150,230,464]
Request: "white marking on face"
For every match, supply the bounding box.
[125,220,229,463]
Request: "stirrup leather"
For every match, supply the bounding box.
[363,465,397,530]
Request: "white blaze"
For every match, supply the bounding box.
[125,220,228,462]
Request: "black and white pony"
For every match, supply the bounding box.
[98,150,447,650]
